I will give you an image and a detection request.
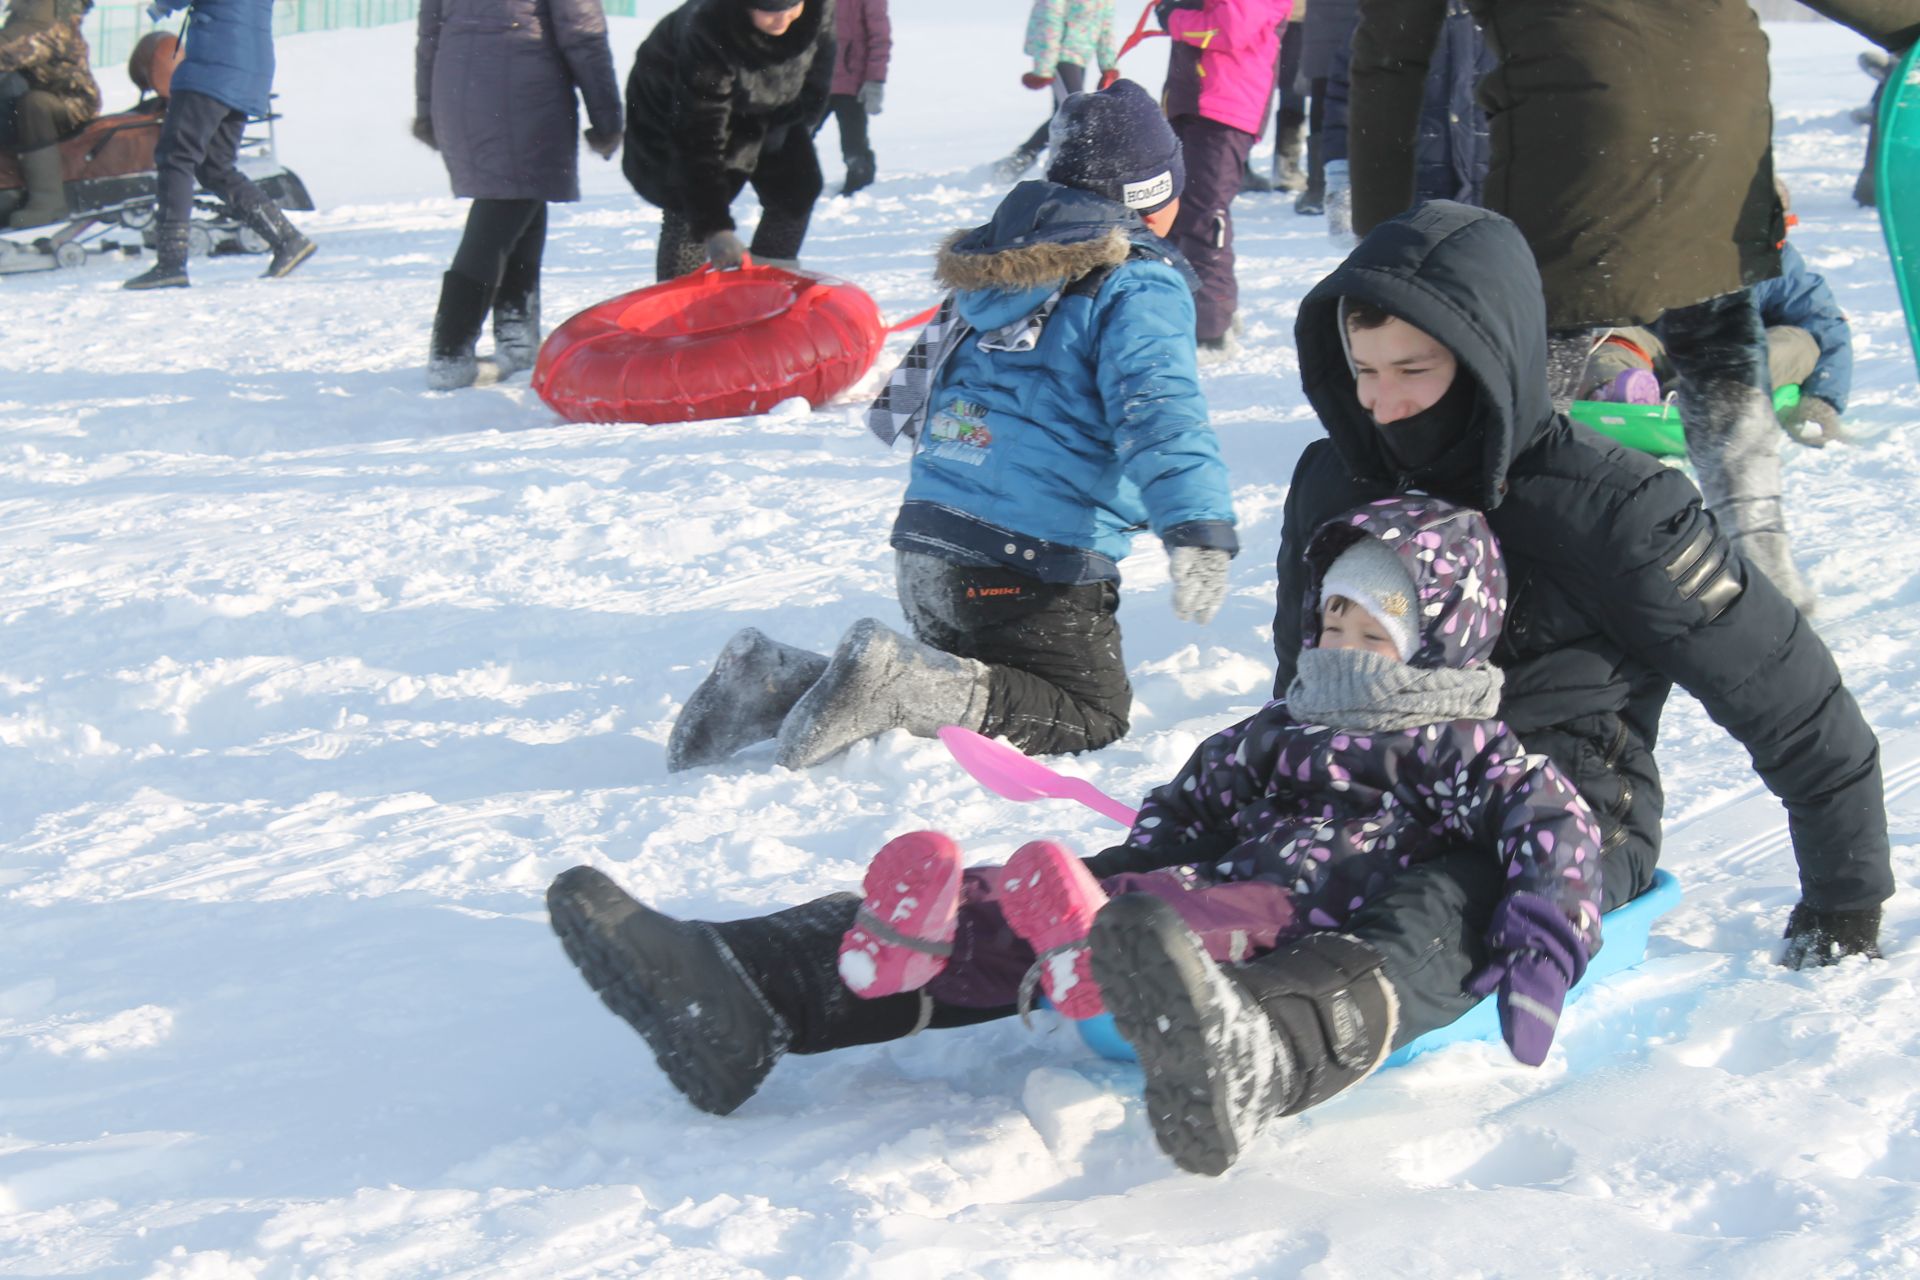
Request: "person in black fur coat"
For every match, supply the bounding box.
[623,0,835,281]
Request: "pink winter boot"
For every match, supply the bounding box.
[1000,840,1111,1020]
[838,831,963,998]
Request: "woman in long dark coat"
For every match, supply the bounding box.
[415,0,623,390]
[623,0,835,282]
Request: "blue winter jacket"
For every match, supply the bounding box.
[890,182,1238,585]
[154,0,275,118]
[1753,241,1853,414]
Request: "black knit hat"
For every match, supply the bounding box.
[1045,79,1186,215]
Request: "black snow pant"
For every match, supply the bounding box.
[1169,114,1256,342]
[823,93,872,166]
[449,197,546,302]
[1020,60,1085,155]
[154,89,283,228]
[654,123,823,281]
[895,550,1131,756]
[0,75,59,150]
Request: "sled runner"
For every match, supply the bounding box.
[532,259,888,424]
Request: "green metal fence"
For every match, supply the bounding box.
[85,0,648,70]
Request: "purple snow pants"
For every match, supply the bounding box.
[925,863,1301,1009]
[1168,114,1257,343]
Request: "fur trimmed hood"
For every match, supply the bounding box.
[933,181,1194,329]
[934,226,1131,294]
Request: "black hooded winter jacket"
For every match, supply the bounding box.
[1272,202,1890,917]
[622,0,835,238]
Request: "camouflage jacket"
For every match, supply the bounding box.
[0,0,102,135]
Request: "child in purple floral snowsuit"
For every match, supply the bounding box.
[839,492,1604,1066]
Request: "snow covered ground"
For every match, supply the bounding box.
[2,6,1917,1277]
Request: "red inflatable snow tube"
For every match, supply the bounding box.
[532,260,887,425]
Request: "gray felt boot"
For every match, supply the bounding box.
[774,618,990,769]
[1678,379,1816,614]
[666,628,831,772]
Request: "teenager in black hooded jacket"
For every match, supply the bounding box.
[1066,200,1891,1177]
[623,0,835,281]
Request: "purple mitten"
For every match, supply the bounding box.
[1464,892,1590,1067]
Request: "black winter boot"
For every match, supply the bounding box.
[546,868,937,1114]
[1089,895,1397,1176]
[7,144,66,230]
[123,222,191,290]
[427,270,493,390]
[491,216,544,376]
[842,150,876,196]
[667,628,830,772]
[231,185,316,279]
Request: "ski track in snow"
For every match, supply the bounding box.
[3,8,1919,1277]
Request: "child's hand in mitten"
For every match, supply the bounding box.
[1464,893,1588,1067]
[1168,546,1230,623]
[1021,72,1054,90]
[1779,394,1846,448]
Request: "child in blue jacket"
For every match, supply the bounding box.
[122,0,313,289]
[668,79,1239,771]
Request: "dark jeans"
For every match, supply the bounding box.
[1304,74,1328,192]
[929,865,1303,1008]
[1169,114,1255,341]
[823,93,872,164]
[1276,21,1306,132]
[895,550,1132,756]
[654,123,822,280]
[154,88,275,226]
[450,197,546,303]
[1021,61,1085,154]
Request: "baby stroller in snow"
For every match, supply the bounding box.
[0,30,312,276]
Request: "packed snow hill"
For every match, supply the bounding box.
[2,5,1918,1277]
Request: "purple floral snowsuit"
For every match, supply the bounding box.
[927,495,1603,1010]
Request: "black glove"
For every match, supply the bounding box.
[1780,903,1883,969]
[411,116,437,150]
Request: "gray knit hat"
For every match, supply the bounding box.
[1319,536,1420,661]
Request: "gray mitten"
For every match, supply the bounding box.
[705,230,747,270]
[411,116,437,150]
[858,80,885,115]
[1169,546,1231,623]
[1780,394,1844,448]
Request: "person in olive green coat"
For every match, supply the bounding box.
[1345,0,1916,618]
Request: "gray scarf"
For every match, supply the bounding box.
[1284,647,1504,732]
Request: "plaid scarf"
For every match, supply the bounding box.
[866,296,973,446]
[864,289,1065,447]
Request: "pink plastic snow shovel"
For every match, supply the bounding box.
[936,726,1138,827]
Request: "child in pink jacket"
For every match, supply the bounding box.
[821,0,890,195]
[1157,0,1292,354]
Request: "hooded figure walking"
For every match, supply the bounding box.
[623,0,836,281]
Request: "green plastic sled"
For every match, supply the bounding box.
[1568,385,1802,457]
[1878,40,1920,381]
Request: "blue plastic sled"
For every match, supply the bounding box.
[1069,869,1682,1068]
